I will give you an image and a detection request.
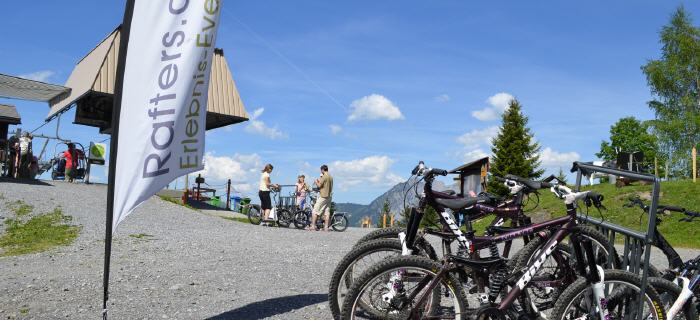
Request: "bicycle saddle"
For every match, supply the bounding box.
[435,196,480,211]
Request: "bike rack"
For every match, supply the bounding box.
[572,161,660,320]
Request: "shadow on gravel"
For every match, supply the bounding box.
[207,294,327,320]
[0,178,53,186]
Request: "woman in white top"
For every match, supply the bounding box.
[259,164,278,223]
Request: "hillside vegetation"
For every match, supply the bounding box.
[496,179,700,248]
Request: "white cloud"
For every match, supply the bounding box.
[329,124,342,135]
[456,126,499,149]
[539,147,580,168]
[461,149,489,163]
[348,94,404,121]
[434,94,450,103]
[198,153,262,193]
[471,92,515,121]
[331,155,404,190]
[244,108,288,139]
[18,70,55,82]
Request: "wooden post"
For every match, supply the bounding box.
[196,174,202,200]
[226,179,231,210]
[654,157,658,177]
[382,214,386,228]
[183,174,189,205]
[693,146,697,183]
[390,215,394,227]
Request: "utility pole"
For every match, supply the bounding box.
[196,174,202,200]
[183,174,189,205]
[226,179,231,210]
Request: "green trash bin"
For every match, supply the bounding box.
[210,196,221,207]
[240,197,252,213]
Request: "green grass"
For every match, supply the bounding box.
[157,195,198,211]
[129,233,155,240]
[462,180,700,248]
[0,208,81,256]
[12,202,34,217]
[220,216,250,224]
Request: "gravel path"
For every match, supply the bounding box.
[0,180,698,319]
[0,180,371,319]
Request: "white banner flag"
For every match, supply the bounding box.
[112,0,221,231]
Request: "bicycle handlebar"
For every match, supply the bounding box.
[625,196,700,222]
[412,161,448,178]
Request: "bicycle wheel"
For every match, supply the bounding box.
[329,239,403,319]
[550,269,665,320]
[332,215,349,232]
[293,211,308,229]
[514,226,621,317]
[341,255,466,320]
[247,205,262,225]
[277,208,292,228]
[353,227,405,247]
[649,277,698,320]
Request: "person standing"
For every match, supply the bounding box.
[63,143,78,183]
[259,164,278,225]
[309,165,333,231]
[295,175,309,210]
[18,132,32,179]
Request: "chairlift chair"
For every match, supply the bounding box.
[50,142,86,181]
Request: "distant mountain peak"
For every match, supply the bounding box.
[336,179,458,226]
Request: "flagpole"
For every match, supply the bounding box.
[103,0,135,318]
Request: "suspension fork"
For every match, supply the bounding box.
[571,234,609,319]
[402,207,424,255]
[407,261,454,319]
[666,275,697,319]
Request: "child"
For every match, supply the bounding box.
[295,175,310,210]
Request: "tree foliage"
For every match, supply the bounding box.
[596,117,661,172]
[488,99,543,195]
[556,167,568,185]
[642,6,700,176]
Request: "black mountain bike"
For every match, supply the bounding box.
[293,192,349,231]
[624,196,700,319]
[340,162,662,320]
[247,188,293,227]
[328,168,565,319]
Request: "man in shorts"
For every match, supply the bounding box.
[309,164,333,231]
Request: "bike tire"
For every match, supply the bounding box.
[247,205,262,225]
[329,239,403,319]
[340,255,466,320]
[277,208,292,228]
[351,227,439,261]
[649,277,698,320]
[332,215,349,232]
[550,269,665,320]
[353,227,405,247]
[513,225,621,317]
[293,211,308,229]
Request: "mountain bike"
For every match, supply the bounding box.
[247,187,293,227]
[624,196,700,319]
[340,163,660,320]
[292,192,349,231]
[328,168,565,319]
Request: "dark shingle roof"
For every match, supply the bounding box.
[0,104,21,124]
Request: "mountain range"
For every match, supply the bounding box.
[336,177,457,226]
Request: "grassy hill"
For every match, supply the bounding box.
[469,179,700,248]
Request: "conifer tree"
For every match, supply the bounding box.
[488,99,544,195]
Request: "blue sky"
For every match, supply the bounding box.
[1,1,699,204]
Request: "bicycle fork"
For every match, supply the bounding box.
[571,234,610,319]
[667,275,699,319]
